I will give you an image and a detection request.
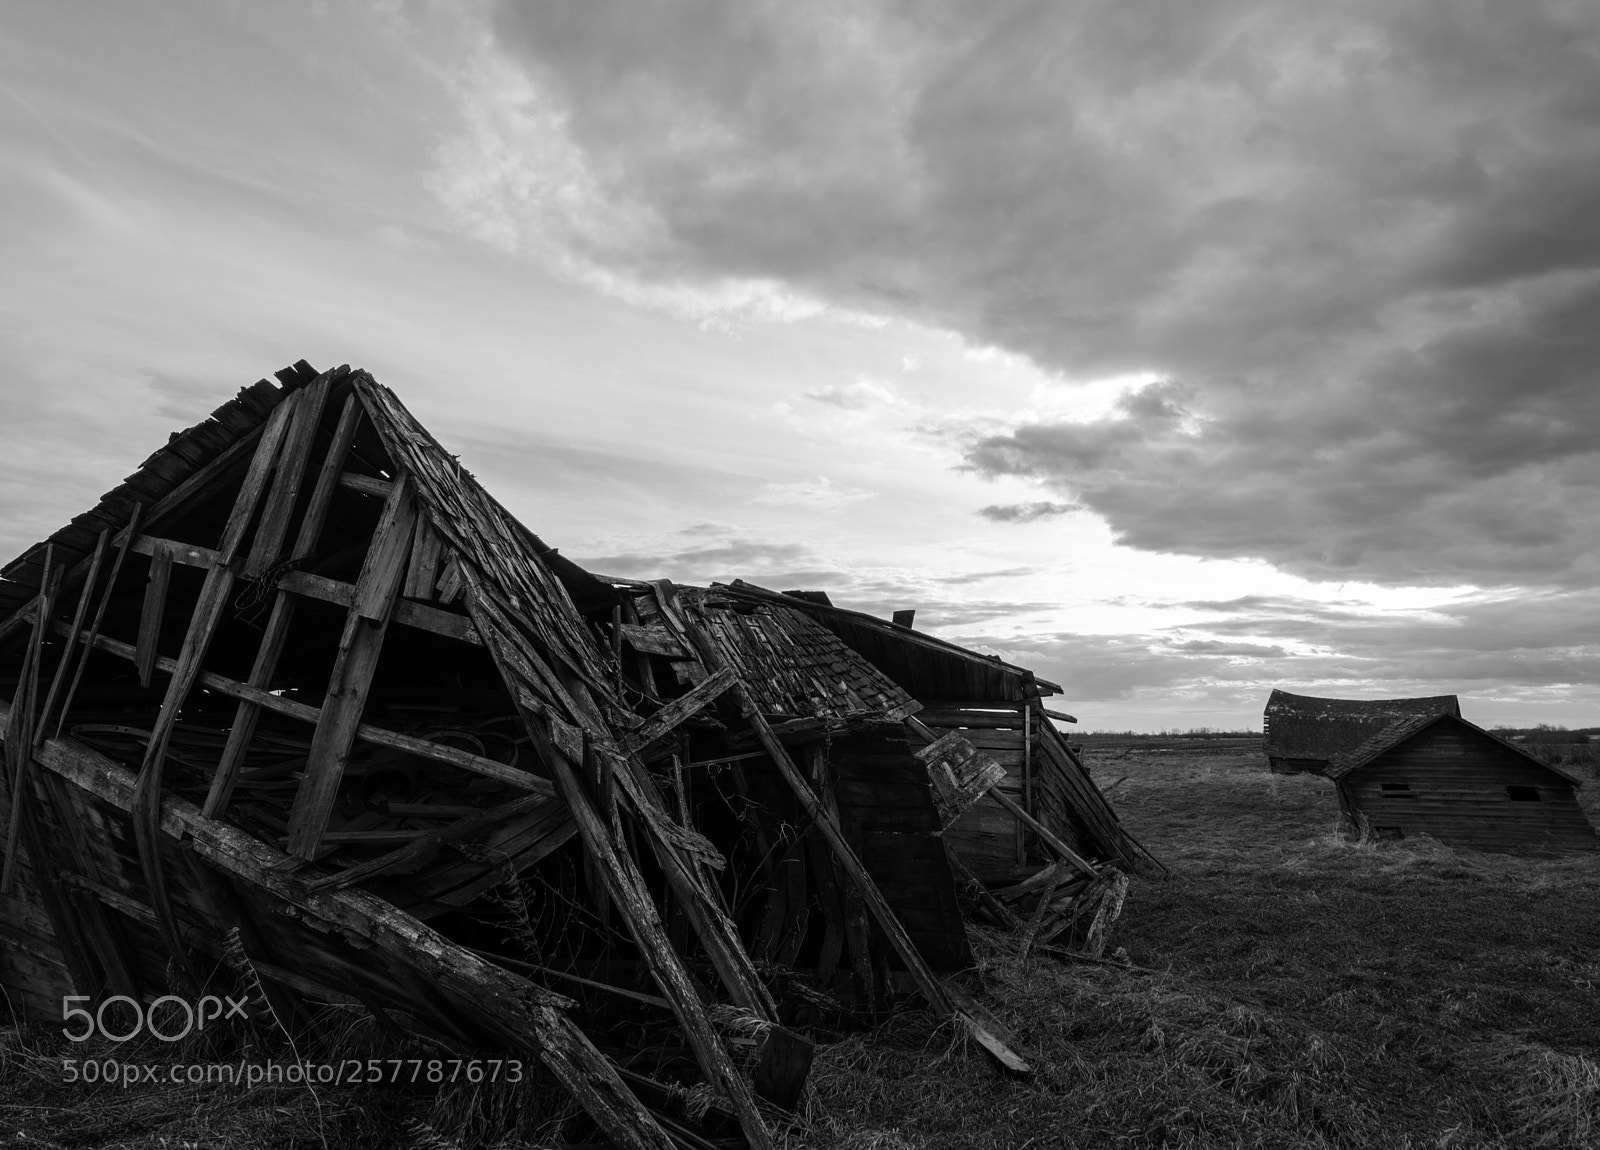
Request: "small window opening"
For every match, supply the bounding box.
[1380,782,1414,798]
[1507,785,1541,802]
[1375,826,1405,841]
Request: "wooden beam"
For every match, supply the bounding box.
[906,715,1099,881]
[127,533,481,646]
[51,505,142,740]
[286,474,417,857]
[135,543,173,688]
[3,550,59,893]
[130,391,300,982]
[10,707,678,1150]
[338,471,392,499]
[243,369,333,578]
[513,694,775,1150]
[619,666,735,755]
[733,683,1030,1073]
[207,386,361,820]
[1040,707,1078,724]
[33,529,108,744]
[463,579,779,1024]
[53,624,556,798]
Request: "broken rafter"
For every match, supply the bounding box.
[130,387,300,983]
[6,704,678,1150]
[286,472,418,857]
[207,382,359,819]
[51,624,555,797]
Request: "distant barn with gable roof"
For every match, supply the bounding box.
[1262,689,1461,775]
[1326,712,1597,851]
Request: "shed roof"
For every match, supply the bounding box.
[714,580,1063,703]
[1326,711,1587,787]
[1263,689,1461,761]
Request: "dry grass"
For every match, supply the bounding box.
[788,745,1600,1149]
[6,745,1599,1147]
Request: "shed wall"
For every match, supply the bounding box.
[1341,728,1597,850]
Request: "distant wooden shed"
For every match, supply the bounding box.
[1263,689,1460,775]
[1327,713,1598,851]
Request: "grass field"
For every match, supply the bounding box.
[4,742,1599,1148]
[793,741,1600,1149]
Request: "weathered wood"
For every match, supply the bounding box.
[511,695,776,1150]
[338,471,392,499]
[39,770,141,999]
[54,624,556,797]
[11,709,678,1150]
[244,369,333,578]
[33,529,108,744]
[618,622,688,658]
[915,731,1008,828]
[287,474,417,857]
[732,685,1030,1072]
[130,392,299,982]
[620,666,735,755]
[308,795,554,891]
[403,514,442,600]
[3,556,57,893]
[908,716,1099,880]
[754,1026,816,1112]
[51,503,143,739]
[129,533,481,646]
[464,576,776,1022]
[1040,707,1078,724]
[135,544,173,688]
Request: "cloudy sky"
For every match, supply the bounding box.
[2,0,1597,730]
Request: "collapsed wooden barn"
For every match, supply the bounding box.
[1327,712,1598,851]
[0,362,1157,1148]
[1262,689,1461,775]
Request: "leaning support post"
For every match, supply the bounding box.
[729,681,1031,1073]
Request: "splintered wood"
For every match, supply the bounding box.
[0,360,1158,1149]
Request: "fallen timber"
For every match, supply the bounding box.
[0,361,1160,1147]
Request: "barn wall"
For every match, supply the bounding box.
[921,701,1033,882]
[1344,728,1598,850]
[0,781,72,1021]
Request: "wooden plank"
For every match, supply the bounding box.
[509,693,776,1150]
[404,514,442,599]
[54,624,555,797]
[127,393,300,981]
[909,717,1099,881]
[3,553,58,894]
[733,685,1030,1073]
[33,529,108,743]
[462,575,778,1023]
[287,474,417,858]
[618,622,688,658]
[620,666,735,755]
[13,709,678,1150]
[129,534,480,645]
[244,369,333,577]
[339,471,392,499]
[51,505,142,740]
[135,543,173,688]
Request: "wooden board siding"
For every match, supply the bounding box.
[0,778,71,1020]
[828,732,971,970]
[1341,727,1598,851]
[923,706,1030,882]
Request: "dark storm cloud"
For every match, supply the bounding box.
[478,0,1600,590]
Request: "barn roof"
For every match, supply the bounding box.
[1263,689,1461,762]
[1326,711,1588,786]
